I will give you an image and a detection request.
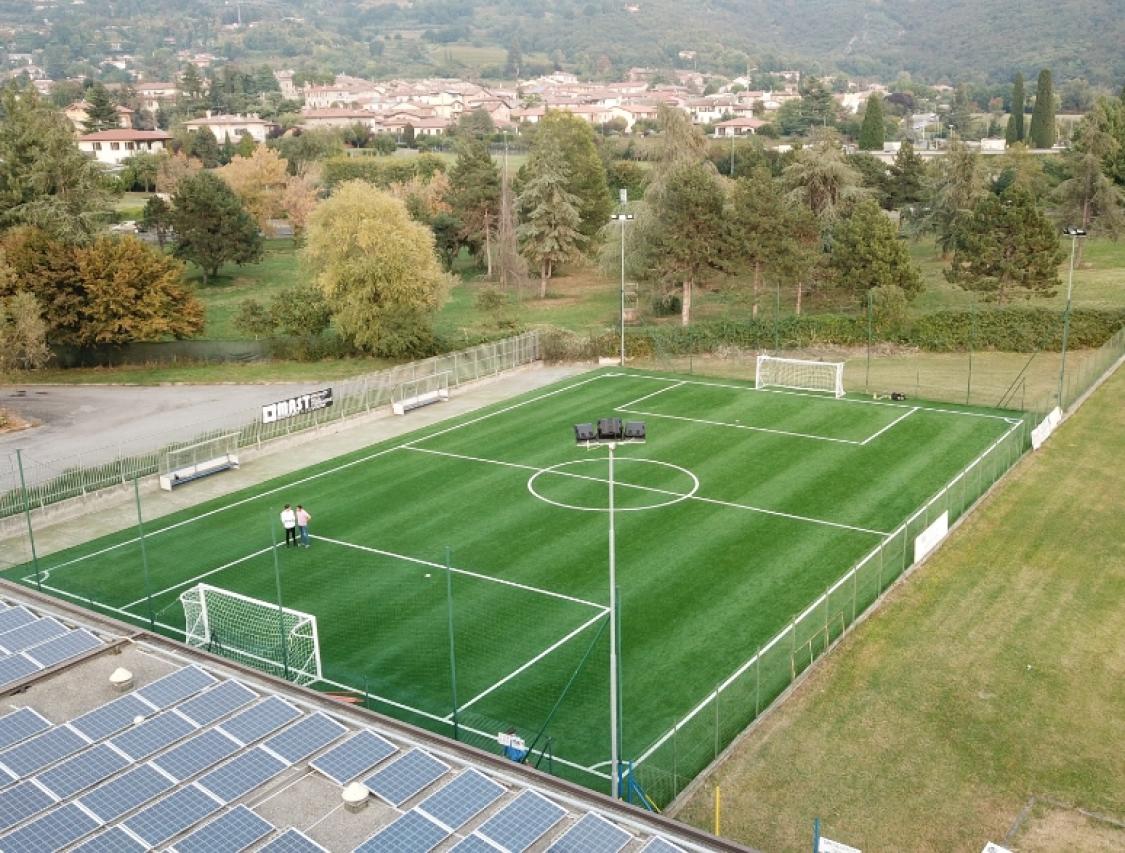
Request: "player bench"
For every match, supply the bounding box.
[391,371,451,416]
[159,455,240,490]
[158,433,241,491]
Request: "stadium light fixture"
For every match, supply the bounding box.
[610,211,635,367]
[1058,227,1088,406]
[573,418,646,799]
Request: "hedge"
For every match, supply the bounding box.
[323,153,447,189]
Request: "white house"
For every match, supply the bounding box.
[64,101,133,132]
[78,129,172,166]
[134,82,179,114]
[183,113,273,143]
[712,117,767,137]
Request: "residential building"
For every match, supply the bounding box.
[183,113,273,143]
[78,129,172,166]
[64,101,133,132]
[713,117,767,137]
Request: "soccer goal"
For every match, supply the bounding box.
[755,355,846,398]
[160,432,240,491]
[179,583,322,686]
[392,370,451,415]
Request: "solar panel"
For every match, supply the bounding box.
[0,617,67,653]
[258,827,329,853]
[136,666,217,709]
[639,837,687,853]
[417,768,505,831]
[151,728,241,783]
[0,723,89,779]
[24,629,102,668]
[70,825,148,853]
[218,696,302,745]
[363,748,449,806]
[0,653,38,689]
[109,709,196,761]
[0,708,50,751]
[177,680,258,727]
[36,742,130,799]
[476,790,567,853]
[262,712,346,764]
[309,730,397,785]
[0,606,35,634]
[70,693,154,742]
[547,812,632,853]
[354,809,449,853]
[0,779,57,832]
[170,804,274,853]
[0,801,100,853]
[78,762,174,822]
[123,784,223,847]
[450,834,502,852]
[197,746,287,804]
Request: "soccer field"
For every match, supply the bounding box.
[3,369,1029,800]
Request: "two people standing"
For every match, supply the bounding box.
[280,503,313,548]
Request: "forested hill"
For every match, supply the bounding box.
[3,0,1122,85]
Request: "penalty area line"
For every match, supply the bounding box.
[860,406,919,445]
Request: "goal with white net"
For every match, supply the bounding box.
[755,355,846,398]
[160,433,240,490]
[392,370,451,415]
[179,583,322,686]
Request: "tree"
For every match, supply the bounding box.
[799,76,837,128]
[0,291,51,372]
[0,227,84,342]
[180,64,206,106]
[448,135,500,271]
[233,298,275,339]
[946,187,1063,304]
[888,140,926,209]
[218,146,289,234]
[858,94,885,151]
[456,108,495,140]
[728,168,795,317]
[1029,69,1057,149]
[947,85,974,137]
[269,283,332,343]
[829,199,922,302]
[120,152,160,192]
[280,170,320,239]
[73,236,204,343]
[783,132,867,226]
[189,127,221,168]
[1005,73,1026,145]
[494,163,526,292]
[171,172,263,284]
[304,181,448,357]
[518,148,585,297]
[0,82,114,243]
[1054,116,1124,255]
[647,161,728,325]
[922,139,985,254]
[141,195,173,248]
[155,150,202,194]
[526,111,611,241]
[82,83,119,133]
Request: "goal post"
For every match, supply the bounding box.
[179,583,322,686]
[755,355,846,398]
[392,370,451,415]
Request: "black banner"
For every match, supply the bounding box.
[262,388,333,424]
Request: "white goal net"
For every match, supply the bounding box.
[756,355,845,398]
[392,370,451,415]
[180,583,322,686]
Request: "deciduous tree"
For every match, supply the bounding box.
[171,172,263,283]
[155,150,202,194]
[218,146,289,234]
[0,290,51,372]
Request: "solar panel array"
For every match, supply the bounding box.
[363,748,450,806]
[475,789,568,852]
[548,812,634,853]
[355,808,449,853]
[417,768,505,831]
[171,804,274,853]
[260,827,329,852]
[0,604,104,691]
[310,730,396,785]
[0,708,50,751]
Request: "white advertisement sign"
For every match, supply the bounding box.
[262,388,333,424]
[1030,406,1062,450]
[913,510,949,563]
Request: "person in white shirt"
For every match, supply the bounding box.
[280,504,298,547]
[295,505,312,548]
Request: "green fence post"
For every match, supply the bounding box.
[133,476,155,631]
[966,297,976,404]
[269,520,290,682]
[15,450,43,593]
[865,289,873,393]
[445,546,460,741]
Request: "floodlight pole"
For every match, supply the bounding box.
[611,211,634,367]
[1057,227,1085,408]
[607,440,620,799]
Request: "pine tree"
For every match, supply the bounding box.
[494,160,526,293]
[518,148,585,298]
[888,140,926,208]
[170,171,263,283]
[858,93,885,151]
[948,85,974,137]
[180,64,206,106]
[923,140,985,255]
[728,168,793,317]
[82,83,119,133]
[1005,73,1026,145]
[524,111,611,242]
[448,136,500,271]
[189,126,221,168]
[1029,69,1057,149]
[829,198,922,302]
[1054,115,1125,256]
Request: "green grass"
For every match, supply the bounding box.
[4,369,1025,795]
[675,366,1125,850]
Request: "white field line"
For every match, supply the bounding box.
[38,373,611,578]
[407,446,889,537]
[860,406,919,446]
[119,546,276,611]
[616,406,863,445]
[631,416,1026,770]
[445,610,607,719]
[614,381,686,410]
[312,535,606,610]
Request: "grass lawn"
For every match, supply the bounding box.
[3,369,1024,797]
[674,366,1125,851]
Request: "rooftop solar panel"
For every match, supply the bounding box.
[259,827,329,853]
[0,617,67,653]
[263,712,346,764]
[197,746,287,804]
[639,837,688,853]
[70,825,148,853]
[417,768,506,831]
[363,748,449,807]
[170,804,274,853]
[218,696,302,745]
[450,834,503,853]
[547,812,632,853]
[136,666,217,709]
[309,730,397,785]
[0,707,50,751]
[0,723,89,779]
[77,762,174,822]
[0,606,35,634]
[0,801,100,853]
[354,809,449,853]
[177,680,258,727]
[23,629,102,668]
[476,790,567,853]
[36,742,130,799]
[0,778,57,832]
[70,693,154,742]
[123,783,223,847]
[0,653,38,690]
[151,728,241,783]
[109,709,196,761]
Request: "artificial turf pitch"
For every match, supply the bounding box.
[3,368,1024,795]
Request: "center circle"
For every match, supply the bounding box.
[527,458,700,512]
